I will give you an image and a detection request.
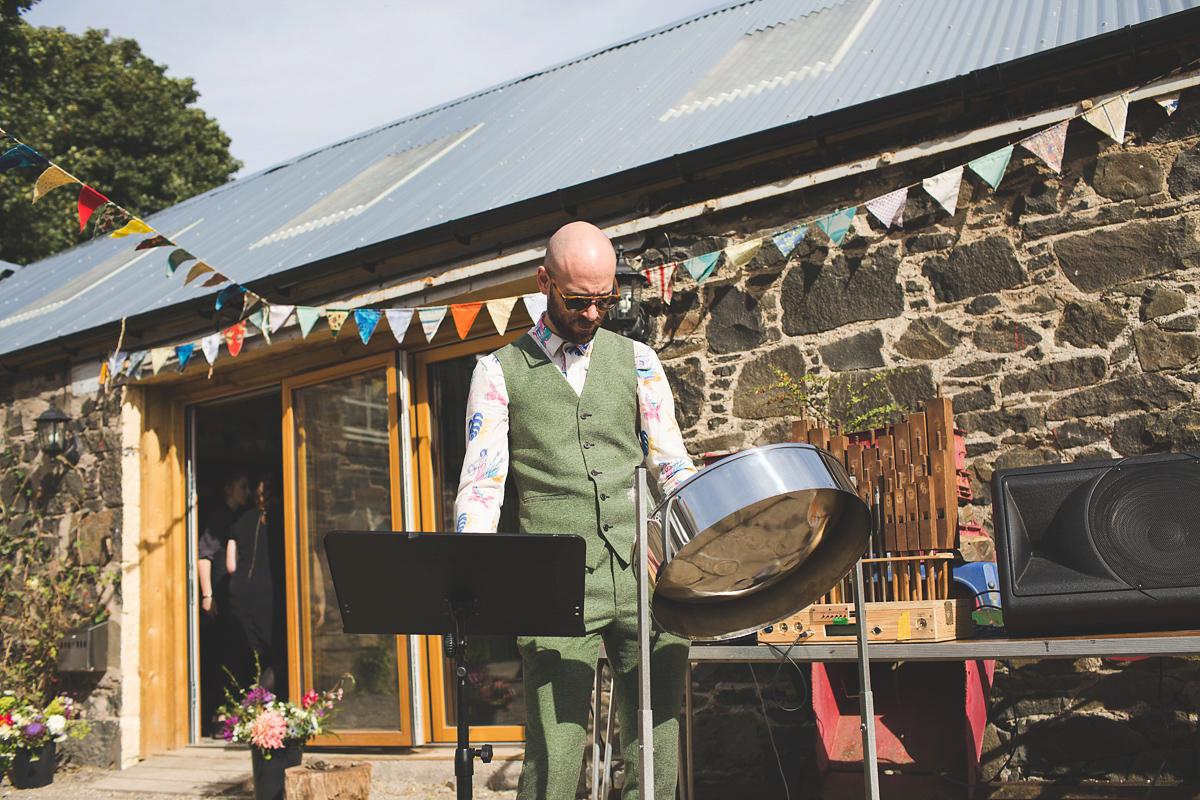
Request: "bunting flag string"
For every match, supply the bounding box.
[865,187,908,229]
[485,297,517,335]
[1019,119,1069,174]
[385,308,415,343]
[922,166,964,215]
[354,309,382,344]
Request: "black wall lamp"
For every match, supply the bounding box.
[37,400,78,464]
[605,246,650,342]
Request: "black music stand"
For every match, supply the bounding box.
[323,530,586,800]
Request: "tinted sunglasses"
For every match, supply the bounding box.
[550,278,621,312]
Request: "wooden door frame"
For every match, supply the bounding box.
[283,352,415,746]
[410,331,525,744]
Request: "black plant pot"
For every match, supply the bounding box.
[9,740,56,789]
[250,743,303,800]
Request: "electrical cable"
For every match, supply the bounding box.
[749,663,793,800]
[766,639,810,713]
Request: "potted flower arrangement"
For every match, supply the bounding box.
[0,692,90,789]
[217,678,349,800]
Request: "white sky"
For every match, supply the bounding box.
[22,0,722,177]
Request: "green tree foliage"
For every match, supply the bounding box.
[0,11,241,265]
[756,366,909,434]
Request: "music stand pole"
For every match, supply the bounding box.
[448,601,492,800]
[851,556,880,800]
[635,466,656,800]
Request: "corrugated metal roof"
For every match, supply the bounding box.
[2,0,1197,359]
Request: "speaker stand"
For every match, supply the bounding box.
[635,467,657,800]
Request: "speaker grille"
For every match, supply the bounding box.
[1089,460,1200,590]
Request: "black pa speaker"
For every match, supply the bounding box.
[992,452,1200,636]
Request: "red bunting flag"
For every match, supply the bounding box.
[77,185,110,231]
[451,302,483,339]
[224,323,246,357]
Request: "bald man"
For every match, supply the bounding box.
[455,221,697,800]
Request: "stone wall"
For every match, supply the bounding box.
[650,89,1200,792]
[0,367,124,767]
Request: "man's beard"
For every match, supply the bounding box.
[547,299,601,345]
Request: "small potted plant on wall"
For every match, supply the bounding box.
[0,692,90,788]
[216,677,350,800]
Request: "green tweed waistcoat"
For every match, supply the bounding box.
[494,327,641,570]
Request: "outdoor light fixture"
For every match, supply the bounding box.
[604,246,650,342]
[36,401,70,457]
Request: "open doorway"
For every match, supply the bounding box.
[189,388,283,740]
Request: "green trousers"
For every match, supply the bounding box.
[516,547,690,800]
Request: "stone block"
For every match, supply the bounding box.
[732,345,806,420]
[76,509,113,566]
[818,328,884,371]
[950,387,994,413]
[1160,313,1198,331]
[946,357,1006,378]
[1054,215,1200,292]
[894,316,961,359]
[1047,374,1188,421]
[1140,285,1187,320]
[1093,151,1164,199]
[922,236,1024,303]
[1049,421,1107,449]
[284,762,371,800]
[663,357,704,431]
[972,318,1042,353]
[1167,145,1200,199]
[999,356,1107,396]
[1111,404,1200,456]
[705,286,765,354]
[779,246,903,335]
[965,295,1002,315]
[1132,324,1200,371]
[1055,299,1127,347]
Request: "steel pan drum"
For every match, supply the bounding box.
[648,442,869,641]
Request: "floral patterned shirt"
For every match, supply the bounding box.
[454,315,697,532]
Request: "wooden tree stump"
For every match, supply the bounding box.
[284,762,372,800]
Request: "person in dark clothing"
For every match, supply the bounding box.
[198,470,249,734]
[226,473,288,698]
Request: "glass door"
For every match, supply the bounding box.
[284,354,415,745]
[411,334,524,743]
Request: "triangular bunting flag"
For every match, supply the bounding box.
[296,307,322,338]
[149,347,171,376]
[1082,93,1129,143]
[167,248,196,277]
[32,166,77,201]
[724,238,763,268]
[215,285,246,310]
[647,262,678,304]
[418,306,448,341]
[241,290,259,319]
[127,350,148,376]
[110,219,155,238]
[922,166,964,215]
[815,207,856,247]
[246,309,267,339]
[771,226,806,258]
[865,187,908,229]
[224,323,246,357]
[1019,120,1069,174]
[0,144,48,171]
[200,273,228,288]
[175,343,195,372]
[268,304,295,333]
[136,234,172,250]
[77,186,110,231]
[106,350,126,380]
[98,360,110,388]
[485,298,517,334]
[450,302,483,339]
[385,308,415,343]
[354,309,382,344]
[326,309,350,337]
[184,261,214,285]
[683,252,720,284]
[522,293,547,322]
[1156,91,1180,116]
[201,333,221,365]
[968,145,1014,190]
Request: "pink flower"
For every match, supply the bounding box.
[249,710,287,750]
[300,690,319,710]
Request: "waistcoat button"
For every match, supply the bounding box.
[600,493,608,500]
[591,470,601,476]
[583,442,592,449]
[602,524,612,532]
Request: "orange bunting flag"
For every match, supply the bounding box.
[326,309,350,336]
[32,165,77,201]
[77,186,110,231]
[201,272,229,288]
[110,219,155,239]
[224,323,246,357]
[451,302,483,339]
